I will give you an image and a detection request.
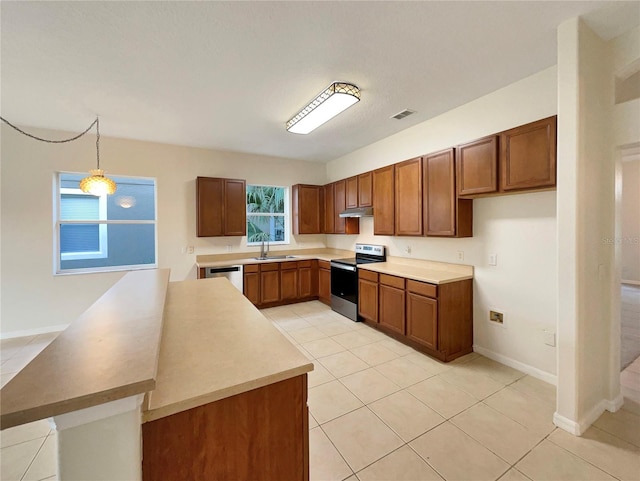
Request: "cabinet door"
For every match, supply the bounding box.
[407,292,438,350]
[334,179,347,234]
[395,158,423,236]
[260,266,280,304]
[456,136,498,196]
[292,185,323,234]
[324,183,335,234]
[358,171,373,207]
[373,165,395,235]
[318,268,331,305]
[500,116,556,192]
[243,266,260,306]
[379,285,405,335]
[224,179,247,236]
[358,279,378,323]
[196,177,224,237]
[346,176,359,209]
[423,149,472,237]
[298,260,318,299]
[280,264,298,301]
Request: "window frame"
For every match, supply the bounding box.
[246,184,290,247]
[54,172,159,275]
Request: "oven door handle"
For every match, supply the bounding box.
[330,262,357,272]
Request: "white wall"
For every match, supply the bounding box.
[0,128,326,335]
[326,67,559,378]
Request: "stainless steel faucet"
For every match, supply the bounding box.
[260,239,270,258]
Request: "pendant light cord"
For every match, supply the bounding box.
[1,115,101,168]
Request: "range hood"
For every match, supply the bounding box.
[339,207,374,218]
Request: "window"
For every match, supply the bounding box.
[246,185,289,245]
[55,173,157,274]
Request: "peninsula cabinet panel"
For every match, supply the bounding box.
[323,183,335,234]
[358,270,379,323]
[243,265,260,306]
[260,264,280,304]
[379,275,406,335]
[407,292,438,351]
[358,171,373,207]
[373,165,395,235]
[292,185,323,235]
[456,136,498,197]
[142,375,309,481]
[346,176,359,209]
[438,279,473,360]
[280,262,298,301]
[500,116,557,192]
[196,177,247,237]
[423,149,472,237]
[395,158,423,236]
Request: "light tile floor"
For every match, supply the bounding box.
[2,301,640,481]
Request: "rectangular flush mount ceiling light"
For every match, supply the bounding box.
[286,82,360,134]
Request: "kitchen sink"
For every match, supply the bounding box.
[253,255,297,260]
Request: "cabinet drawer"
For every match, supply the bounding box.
[281,261,298,270]
[359,269,378,282]
[297,260,312,268]
[318,260,331,270]
[380,274,405,289]
[261,263,279,272]
[244,264,259,273]
[407,279,437,298]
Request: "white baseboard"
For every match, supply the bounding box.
[1,324,69,340]
[473,344,557,385]
[554,393,624,436]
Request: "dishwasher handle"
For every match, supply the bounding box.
[205,265,242,277]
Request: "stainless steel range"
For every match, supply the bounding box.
[330,243,386,321]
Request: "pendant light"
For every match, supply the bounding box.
[0,115,117,195]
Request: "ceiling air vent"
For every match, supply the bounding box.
[391,109,416,120]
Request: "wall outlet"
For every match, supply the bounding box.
[543,330,556,347]
[489,310,504,324]
[405,245,412,255]
[488,253,498,266]
[457,251,464,261]
[187,246,194,254]
[227,245,233,253]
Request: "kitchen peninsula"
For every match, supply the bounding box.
[0,270,313,481]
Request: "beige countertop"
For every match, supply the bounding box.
[143,277,313,423]
[0,269,170,430]
[359,257,474,285]
[196,248,353,268]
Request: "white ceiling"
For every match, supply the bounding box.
[1,1,638,162]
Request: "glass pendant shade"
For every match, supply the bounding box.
[286,82,360,134]
[80,169,117,196]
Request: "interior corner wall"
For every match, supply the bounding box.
[0,128,326,336]
[325,67,559,380]
[556,17,617,434]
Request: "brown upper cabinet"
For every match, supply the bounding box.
[500,116,557,192]
[346,176,358,209]
[292,184,323,235]
[334,179,348,234]
[373,165,395,235]
[196,177,246,237]
[358,171,373,207]
[423,149,472,237]
[456,136,499,197]
[395,158,423,236]
[323,183,335,234]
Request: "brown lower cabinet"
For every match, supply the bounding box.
[142,375,309,481]
[358,269,473,362]
[318,260,331,305]
[243,260,319,308]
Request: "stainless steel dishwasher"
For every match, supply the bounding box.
[203,265,243,292]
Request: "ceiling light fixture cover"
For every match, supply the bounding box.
[286,82,360,134]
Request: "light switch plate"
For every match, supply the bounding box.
[489,253,497,266]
